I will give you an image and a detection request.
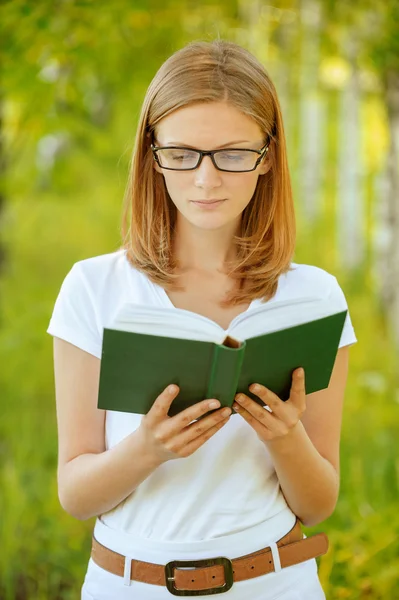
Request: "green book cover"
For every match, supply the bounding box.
[97,307,348,417]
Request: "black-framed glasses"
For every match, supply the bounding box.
[151,138,270,173]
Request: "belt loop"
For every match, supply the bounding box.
[123,556,132,586]
[269,542,282,572]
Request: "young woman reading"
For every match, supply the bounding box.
[47,39,357,600]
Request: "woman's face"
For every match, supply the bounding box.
[153,101,271,232]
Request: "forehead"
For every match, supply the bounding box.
[155,102,263,145]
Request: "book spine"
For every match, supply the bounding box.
[206,342,246,407]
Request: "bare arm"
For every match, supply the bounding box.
[232,346,349,527]
[266,346,349,527]
[53,338,231,520]
[59,430,164,521]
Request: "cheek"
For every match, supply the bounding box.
[161,172,260,208]
[162,174,189,201]
[232,174,260,204]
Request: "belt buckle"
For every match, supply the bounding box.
[165,556,234,596]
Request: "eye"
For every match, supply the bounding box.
[170,150,197,160]
[219,151,246,160]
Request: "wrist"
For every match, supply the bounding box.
[134,426,166,468]
[264,421,303,454]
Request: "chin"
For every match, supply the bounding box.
[177,207,241,232]
[191,217,234,231]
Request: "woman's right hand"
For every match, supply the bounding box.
[137,384,232,464]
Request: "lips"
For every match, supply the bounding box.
[191,199,226,204]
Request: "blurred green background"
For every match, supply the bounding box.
[1,0,399,598]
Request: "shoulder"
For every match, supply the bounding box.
[280,262,337,298]
[69,248,154,319]
[281,262,357,347]
[47,249,137,358]
[73,248,127,286]
[56,248,131,322]
[72,247,145,294]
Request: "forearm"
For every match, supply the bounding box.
[58,428,162,521]
[266,420,339,527]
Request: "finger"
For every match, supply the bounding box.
[145,384,180,425]
[232,403,275,440]
[288,368,306,407]
[176,412,232,457]
[178,406,232,442]
[247,384,285,419]
[166,399,226,438]
[235,392,280,424]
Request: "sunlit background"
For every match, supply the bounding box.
[1,1,399,598]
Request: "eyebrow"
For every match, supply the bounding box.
[162,140,252,149]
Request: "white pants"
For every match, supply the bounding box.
[81,517,326,600]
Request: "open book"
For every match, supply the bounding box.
[97,296,347,416]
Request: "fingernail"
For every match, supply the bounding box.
[168,385,177,393]
[250,384,261,392]
[233,403,240,411]
[209,400,220,409]
[222,408,231,417]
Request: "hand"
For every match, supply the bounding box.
[232,368,306,444]
[138,384,232,464]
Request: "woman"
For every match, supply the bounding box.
[47,39,357,599]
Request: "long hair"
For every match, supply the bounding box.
[120,39,296,307]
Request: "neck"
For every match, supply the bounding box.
[173,216,240,273]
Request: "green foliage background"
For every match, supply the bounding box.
[1,1,398,598]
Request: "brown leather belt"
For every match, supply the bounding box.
[91,517,329,596]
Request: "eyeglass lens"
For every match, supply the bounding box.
[155,148,260,171]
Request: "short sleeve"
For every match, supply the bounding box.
[46,262,102,358]
[329,275,357,348]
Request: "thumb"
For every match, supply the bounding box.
[145,384,180,424]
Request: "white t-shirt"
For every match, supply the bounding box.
[47,248,357,542]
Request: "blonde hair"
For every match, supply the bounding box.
[120,39,296,307]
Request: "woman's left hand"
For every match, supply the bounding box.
[233,368,306,444]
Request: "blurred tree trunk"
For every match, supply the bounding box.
[298,0,325,224]
[337,36,365,270]
[0,93,7,276]
[237,0,263,55]
[381,69,399,349]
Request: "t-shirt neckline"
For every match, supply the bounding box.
[123,248,264,316]
[149,278,259,316]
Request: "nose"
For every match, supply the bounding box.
[194,154,223,188]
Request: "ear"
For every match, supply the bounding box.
[153,161,164,175]
[258,141,274,175]
[258,151,271,175]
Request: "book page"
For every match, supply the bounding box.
[109,304,226,344]
[109,293,346,345]
[227,295,345,341]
